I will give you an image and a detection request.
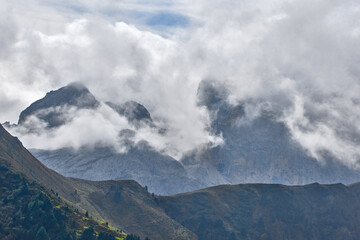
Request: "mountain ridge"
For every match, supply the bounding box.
[18,82,100,128]
[0,124,197,240]
[7,81,360,195]
[2,124,360,240]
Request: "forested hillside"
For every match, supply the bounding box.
[0,159,126,240]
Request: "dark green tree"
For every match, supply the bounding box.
[126,233,140,240]
[97,232,116,240]
[36,226,50,240]
[80,226,95,240]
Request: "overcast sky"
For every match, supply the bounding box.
[1,0,359,165]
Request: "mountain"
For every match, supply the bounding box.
[0,131,126,239]
[10,81,360,196]
[12,82,199,195]
[31,145,202,195]
[2,124,360,240]
[18,81,152,129]
[0,160,126,240]
[181,80,360,187]
[160,183,360,240]
[0,124,196,240]
[106,101,153,127]
[18,82,100,128]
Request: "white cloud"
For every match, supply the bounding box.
[9,104,128,151]
[0,0,360,165]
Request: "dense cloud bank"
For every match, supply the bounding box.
[1,0,359,166]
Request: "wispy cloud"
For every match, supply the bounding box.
[1,0,360,165]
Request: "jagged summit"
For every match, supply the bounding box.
[65,81,88,90]
[197,79,229,110]
[18,82,100,128]
[106,101,153,124]
[17,82,154,129]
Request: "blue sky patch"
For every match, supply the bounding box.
[146,12,189,27]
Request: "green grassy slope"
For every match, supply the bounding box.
[159,183,360,240]
[0,159,125,240]
[0,124,196,240]
[3,124,360,240]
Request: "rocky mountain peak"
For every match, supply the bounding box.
[106,101,152,124]
[197,79,229,111]
[18,82,100,128]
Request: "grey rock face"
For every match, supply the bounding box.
[18,82,100,128]
[30,144,202,195]
[183,106,360,186]
[182,80,360,187]
[106,101,154,129]
[107,101,152,122]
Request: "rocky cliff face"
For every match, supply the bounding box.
[18,82,100,128]
[182,104,360,186]
[31,145,202,195]
[182,80,360,187]
[107,101,152,124]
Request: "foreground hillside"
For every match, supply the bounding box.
[0,124,196,240]
[2,124,360,240]
[0,159,126,240]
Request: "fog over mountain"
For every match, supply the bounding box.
[3,81,359,195]
[1,0,360,170]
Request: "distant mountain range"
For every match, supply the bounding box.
[2,124,360,240]
[4,81,360,195]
